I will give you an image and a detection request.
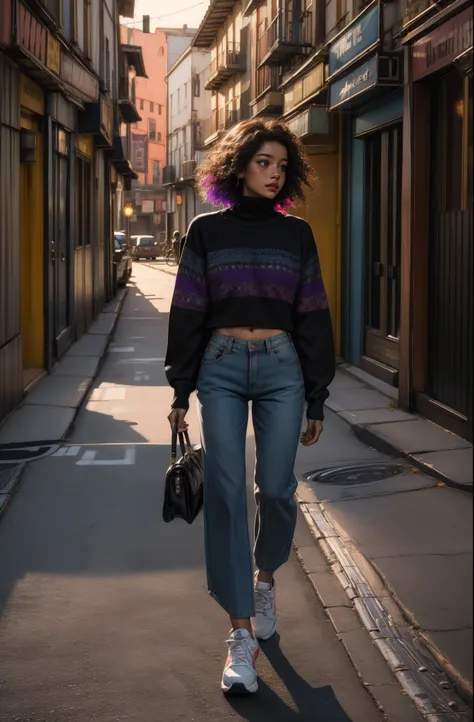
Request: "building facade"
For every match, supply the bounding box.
[164,45,214,236]
[399,0,472,439]
[0,0,143,426]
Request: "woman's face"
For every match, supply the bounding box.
[239,141,288,200]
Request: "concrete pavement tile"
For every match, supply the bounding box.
[308,570,352,608]
[52,355,100,378]
[88,313,116,336]
[327,606,363,634]
[329,372,366,391]
[411,449,473,488]
[339,408,414,425]
[338,629,399,685]
[338,364,399,400]
[423,630,473,688]
[24,375,92,408]
[373,554,473,632]
[296,544,333,574]
[328,387,393,412]
[365,683,424,722]
[67,333,107,357]
[323,487,473,557]
[0,405,76,443]
[364,419,471,454]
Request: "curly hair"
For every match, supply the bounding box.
[196,118,313,209]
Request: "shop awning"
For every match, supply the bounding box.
[192,0,239,48]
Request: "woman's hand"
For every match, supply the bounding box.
[300,419,323,446]
[167,408,189,433]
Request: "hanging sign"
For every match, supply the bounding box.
[328,2,380,77]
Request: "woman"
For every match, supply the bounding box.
[165,119,335,695]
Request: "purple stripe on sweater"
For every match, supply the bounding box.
[210,267,300,290]
[297,275,326,299]
[213,281,296,303]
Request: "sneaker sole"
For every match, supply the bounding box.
[221,681,259,695]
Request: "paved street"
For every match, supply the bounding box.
[0,263,387,722]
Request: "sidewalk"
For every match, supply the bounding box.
[295,369,473,717]
[0,289,127,447]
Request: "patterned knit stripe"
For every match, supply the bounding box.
[208,247,301,273]
[296,268,329,313]
[172,273,208,312]
[213,281,297,304]
[180,246,206,279]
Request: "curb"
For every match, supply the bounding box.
[62,287,128,441]
[0,464,26,520]
[296,498,472,720]
[352,423,472,495]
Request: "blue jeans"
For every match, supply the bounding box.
[197,331,305,618]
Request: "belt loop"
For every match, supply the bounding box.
[265,338,271,353]
[226,336,233,353]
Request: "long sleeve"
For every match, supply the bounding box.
[292,223,336,420]
[165,218,210,410]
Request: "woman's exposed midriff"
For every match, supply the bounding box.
[216,327,285,341]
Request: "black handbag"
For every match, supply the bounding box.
[163,427,203,524]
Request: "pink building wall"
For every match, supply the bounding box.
[120,25,167,186]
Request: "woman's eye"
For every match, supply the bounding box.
[258,160,269,167]
[280,165,288,173]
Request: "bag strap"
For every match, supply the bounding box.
[171,427,192,463]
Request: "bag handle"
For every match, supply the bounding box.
[171,426,192,463]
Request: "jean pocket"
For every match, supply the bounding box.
[201,341,228,365]
[270,341,299,366]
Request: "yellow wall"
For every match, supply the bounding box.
[291,151,341,355]
[20,113,44,372]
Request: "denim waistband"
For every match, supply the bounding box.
[210,330,292,354]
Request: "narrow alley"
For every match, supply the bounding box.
[0,265,392,722]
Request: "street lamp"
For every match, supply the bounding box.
[123,204,134,247]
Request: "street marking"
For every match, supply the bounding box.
[53,446,81,457]
[109,346,135,353]
[76,447,136,466]
[134,372,150,382]
[117,357,165,363]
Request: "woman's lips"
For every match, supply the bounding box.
[266,184,279,192]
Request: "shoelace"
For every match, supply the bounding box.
[255,587,273,617]
[226,638,254,666]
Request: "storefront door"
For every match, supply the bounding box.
[363,124,402,381]
[54,128,73,358]
[427,71,473,436]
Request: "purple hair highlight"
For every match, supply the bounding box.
[201,174,295,214]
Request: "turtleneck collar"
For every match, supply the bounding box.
[230,195,277,221]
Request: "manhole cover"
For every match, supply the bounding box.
[0,465,20,493]
[305,462,406,486]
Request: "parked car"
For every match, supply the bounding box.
[113,231,132,285]
[130,235,159,260]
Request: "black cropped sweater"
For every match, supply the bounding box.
[164,197,336,419]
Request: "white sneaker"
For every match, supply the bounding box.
[252,575,277,641]
[221,629,260,695]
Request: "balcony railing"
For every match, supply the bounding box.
[253,67,283,117]
[181,159,197,179]
[257,9,313,67]
[118,77,140,123]
[203,100,242,144]
[402,0,438,26]
[163,165,177,185]
[205,43,246,91]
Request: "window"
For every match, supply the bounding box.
[193,74,200,97]
[150,101,154,112]
[148,118,157,141]
[83,0,92,59]
[158,132,162,142]
[159,104,162,115]
[158,46,165,57]
[177,88,180,109]
[153,161,161,185]
[127,28,133,45]
[139,99,144,110]
[105,38,110,91]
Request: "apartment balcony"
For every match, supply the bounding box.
[257,9,313,67]
[252,67,283,117]
[205,43,246,91]
[244,0,265,17]
[402,0,437,26]
[202,100,242,146]
[181,159,197,180]
[163,165,178,186]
